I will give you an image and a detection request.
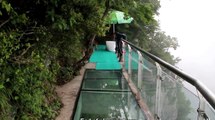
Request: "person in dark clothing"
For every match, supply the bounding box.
[115,32,126,62]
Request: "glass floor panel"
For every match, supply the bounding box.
[82,78,130,91]
[74,91,145,120]
[73,70,145,119]
[84,70,122,79]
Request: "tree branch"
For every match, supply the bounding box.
[19,44,32,57]
[12,44,34,61]
[24,32,34,35]
[18,31,35,41]
[0,18,10,28]
[102,0,111,19]
[74,0,112,71]
[89,0,110,48]
[11,58,33,65]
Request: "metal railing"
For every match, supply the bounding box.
[122,39,215,120]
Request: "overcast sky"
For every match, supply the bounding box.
[158,0,215,93]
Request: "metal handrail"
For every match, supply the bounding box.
[122,39,215,110]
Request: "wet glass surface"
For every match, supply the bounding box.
[205,100,215,119]
[124,46,129,73]
[74,70,145,120]
[74,91,145,120]
[82,78,130,91]
[122,43,215,119]
[84,70,122,79]
[159,70,199,120]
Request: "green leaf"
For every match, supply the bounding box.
[0,84,4,89]
[2,1,11,12]
[15,96,19,100]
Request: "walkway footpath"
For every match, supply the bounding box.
[55,63,95,120]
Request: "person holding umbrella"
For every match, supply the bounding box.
[105,10,133,61]
[115,32,126,62]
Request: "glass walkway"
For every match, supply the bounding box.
[73,45,145,119]
[73,42,215,120]
[74,70,145,119]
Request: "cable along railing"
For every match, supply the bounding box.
[121,39,215,120]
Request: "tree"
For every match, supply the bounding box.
[0,0,107,119]
[147,30,180,65]
[0,0,180,119]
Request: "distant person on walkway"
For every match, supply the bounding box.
[115,32,127,62]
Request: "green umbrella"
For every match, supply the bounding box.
[105,10,134,24]
[105,10,134,33]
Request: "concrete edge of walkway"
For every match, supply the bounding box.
[55,63,96,120]
[122,68,155,120]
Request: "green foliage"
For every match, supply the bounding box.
[119,20,179,65]
[111,0,179,65]
[1,0,12,13]
[0,0,110,119]
[147,31,180,65]
[0,0,180,119]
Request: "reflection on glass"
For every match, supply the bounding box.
[129,49,138,87]
[82,78,130,91]
[74,70,145,119]
[84,70,122,79]
[74,91,145,120]
[139,55,157,116]
[123,44,215,119]
[205,100,215,119]
[124,46,129,72]
[159,71,198,120]
[124,46,198,119]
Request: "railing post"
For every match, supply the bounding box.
[128,45,132,77]
[122,41,125,64]
[197,91,210,120]
[155,62,162,120]
[137,51,143,89]
[122,39,215,111]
